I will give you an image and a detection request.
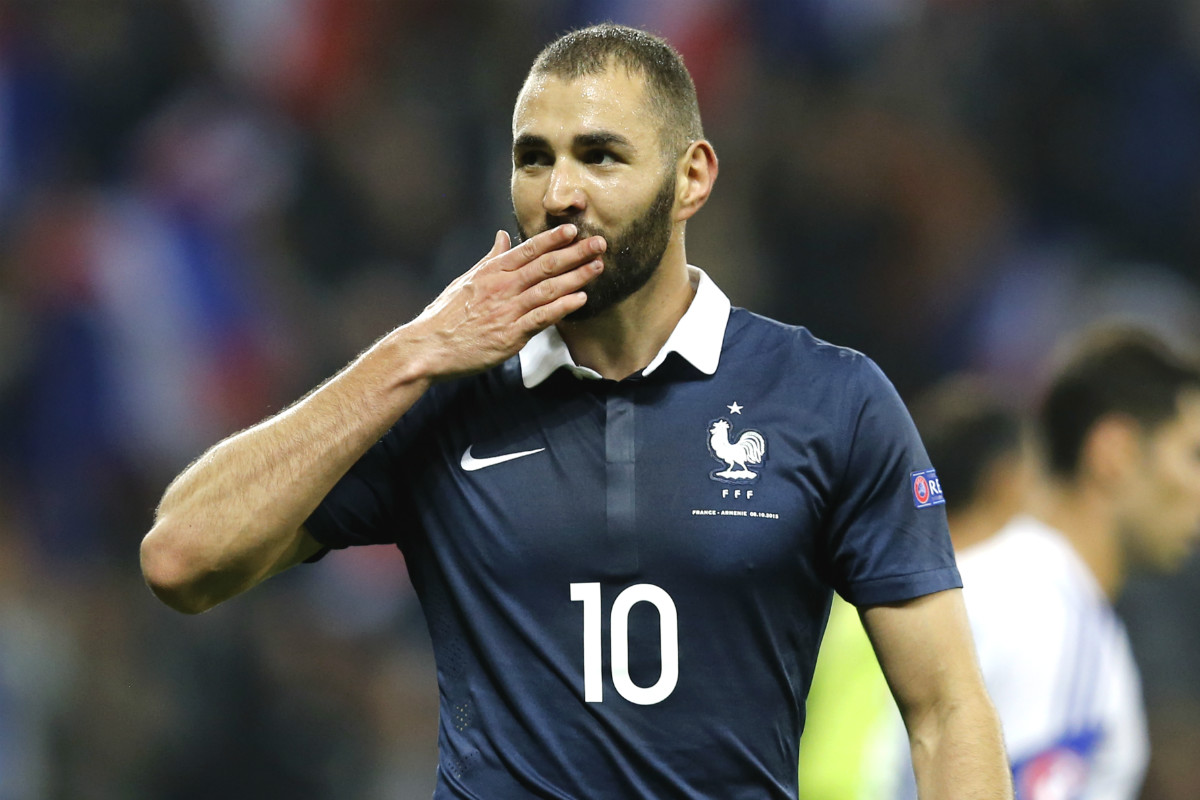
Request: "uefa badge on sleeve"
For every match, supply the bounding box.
[910,468,945,509]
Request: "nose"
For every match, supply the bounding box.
[543,158,587,219]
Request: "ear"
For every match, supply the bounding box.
[674,139,718,222]
[1082,415,1141,488]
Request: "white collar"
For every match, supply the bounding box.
[518,266,731,388]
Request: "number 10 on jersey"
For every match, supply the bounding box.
[570,582,679,705]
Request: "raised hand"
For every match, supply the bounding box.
[407,224,605,381]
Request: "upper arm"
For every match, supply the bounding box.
[860,589,989,728]
[824,356,959,606]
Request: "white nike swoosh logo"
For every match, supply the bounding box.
[460,445,546,472]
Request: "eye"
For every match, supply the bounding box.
[582,149,617,166]
[516,150,551,168]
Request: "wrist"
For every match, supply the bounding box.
[377,321,444,390]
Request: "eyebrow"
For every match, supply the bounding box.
[575,131,633,150]
[512,131,635,153]
[512,133,549,153]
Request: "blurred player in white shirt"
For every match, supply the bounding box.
[959,515,1146,799]
[890,326,1200,800]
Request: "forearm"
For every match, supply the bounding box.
[863,592,1012,800]
[909,693,1012,800]
[141,328,434,613]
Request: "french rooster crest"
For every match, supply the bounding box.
[707,418,766,482]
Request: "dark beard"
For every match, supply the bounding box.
[514,172,676,321]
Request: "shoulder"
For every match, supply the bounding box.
[727,309,865,362]
[723,309,888,394]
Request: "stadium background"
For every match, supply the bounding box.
[0,0,1198,797]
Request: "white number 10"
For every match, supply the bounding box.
[569,582,679,705]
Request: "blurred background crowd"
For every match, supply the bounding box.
[1,0,1199,797]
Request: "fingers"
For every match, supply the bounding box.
[516,233,606,288]
[491,225,605,278]
[492,232,607,316]
[497,227,605,331]
[494,224,578,272]
[513,258,603,317]
[516,289,591,331]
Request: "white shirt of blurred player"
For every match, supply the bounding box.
[961,515,1148,800]
[882,514,1148,800]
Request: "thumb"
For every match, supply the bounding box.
[489,229,511,257]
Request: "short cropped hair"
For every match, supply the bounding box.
[911,377,1026,510]
[1039,326,1200,478]
[528,23,704,159]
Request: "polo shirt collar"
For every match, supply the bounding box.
[518,266,731,388]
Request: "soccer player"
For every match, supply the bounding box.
[140,24,1011,799]
[889,327,1200,800]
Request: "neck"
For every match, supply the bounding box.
[1028,479,1126,600]
[557,236,693,381]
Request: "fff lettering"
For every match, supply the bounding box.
[721,489,754,499]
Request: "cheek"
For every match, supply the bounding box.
[511,177,541,217]
[1142,458,1200,546]
[1166,451,1200,513]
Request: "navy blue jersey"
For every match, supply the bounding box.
[305,270,960,799]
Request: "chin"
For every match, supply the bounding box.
[563,303,604,323]
[562,286,628,322]
[1144,543,1191,573]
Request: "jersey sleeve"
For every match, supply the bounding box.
[823,356,961,606]
[303,394,436,554]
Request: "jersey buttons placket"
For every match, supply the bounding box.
[605,385,639,576]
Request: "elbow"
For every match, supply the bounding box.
[139,522,218,615]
